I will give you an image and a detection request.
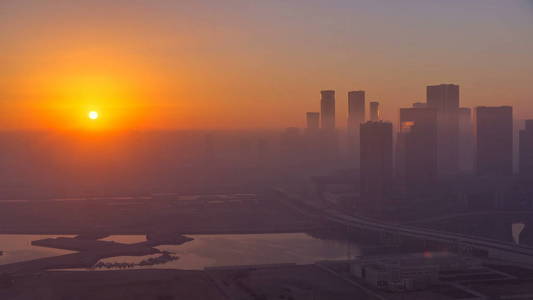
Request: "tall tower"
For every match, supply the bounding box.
[427,84,460,177]
[360,121,393,211]
[520,120,533,178]
[347,91,365,132]
[370,101,380,121]
[427,84,460,111]
[397,107,438,192]
[476,106,513,176]
[346,91,365,166]
[320,90,336,130]
[459,108,474,173]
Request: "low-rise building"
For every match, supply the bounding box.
[350,253,480,292]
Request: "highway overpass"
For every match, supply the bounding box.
[275,189,533,265]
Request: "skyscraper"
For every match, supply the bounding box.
[397,107,438,192]
[370,101,380,121]
[459,108,474,173]
[306,112,320,132]
[519,120,533,178]
[426,84,460,176]
[346,91,365,166]
[320,90,336,130]
[476,106,513,176]
[320,90,338,158]
[305,112,321,160]
[347,91,365,132]
[427,84,460,111]
[360,121,393,211]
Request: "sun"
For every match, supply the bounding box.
[88,111,99,120]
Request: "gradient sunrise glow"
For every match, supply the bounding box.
[1,0,532,130]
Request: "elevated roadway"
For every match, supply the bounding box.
[275,189,533,264]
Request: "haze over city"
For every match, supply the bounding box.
[2,1,533,300]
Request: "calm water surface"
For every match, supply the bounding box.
[94,233,361,270]
[0,233,359,270]
[0,235,75,265]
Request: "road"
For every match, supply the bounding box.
[275,189,533,265]
[402,210,533,225]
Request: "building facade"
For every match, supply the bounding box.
[360,121,393,211]
[476,106,513,176]
[370,101,380,121]
[520,120,533,178]
[459,107,474,173]
[347,90,365,131]
[320,90,336,130]
[426,84,460,176]
[397,107,438,192]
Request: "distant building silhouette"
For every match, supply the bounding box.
[346,91,365,165]
[369,102,380,121]
[412,102,427,108]
[427,84,460,176]
[520,120,533,178]
[397,107,438,192]
[459,108,474,173]
[280,127,303,164]
[281,127,301,148]
[476,106,513,176]
[306,112,320,132]
[319,90,339,159]
[360,121,393,211]
[320,90,336,130]
[427,84,460,111]
[348,91,365,132]
[305,112,321,161]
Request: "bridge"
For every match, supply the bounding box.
[275,189,533,265]
[402,210,533,226]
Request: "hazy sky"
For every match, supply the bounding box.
[1,0,532,130]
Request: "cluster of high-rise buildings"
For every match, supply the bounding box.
[303,84,533,211]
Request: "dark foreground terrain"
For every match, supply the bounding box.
[3,260,533,300]
[0,193,318,235]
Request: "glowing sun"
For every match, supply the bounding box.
[88,111,99,120]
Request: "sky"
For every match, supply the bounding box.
[1,0,532,130]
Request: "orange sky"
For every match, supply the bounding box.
[1,0,532,130]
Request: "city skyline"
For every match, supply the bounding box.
[3,2,533,298]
